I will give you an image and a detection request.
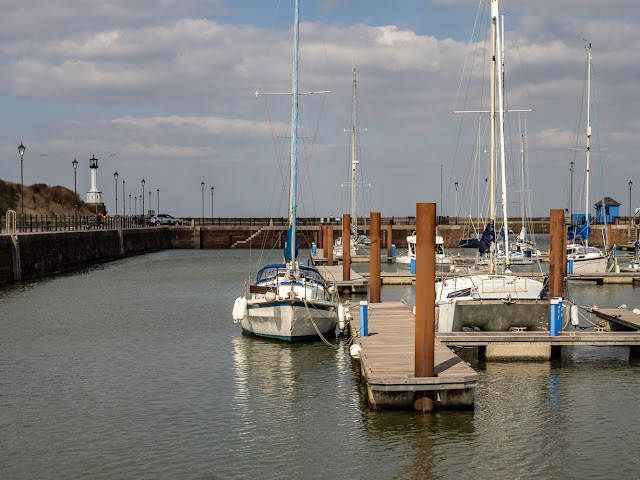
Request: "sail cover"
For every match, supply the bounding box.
[283,225,299,262]
[458,221,494,254]
[567,221,590,242]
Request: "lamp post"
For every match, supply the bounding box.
[157,188,160,214]
[72,157,78,216]
[570,161,574,225]
[630,181,633,220]
[129,193,132,218]
[454,182,459,225]
[148,190,151,215]
[211,186,214,224]
[18,142,25,230]
[201,181,205,225]
[123,179,127,224]
[141,179,145,225]
[134,195,137,216]
[114,171,119,219]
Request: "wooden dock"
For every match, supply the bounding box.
[316,264,368,294]
[592,307,640,330]
[349,301,477,409]
[567,272,640,284]
[436,330,640,346]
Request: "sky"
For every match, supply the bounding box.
[1,0,639,219]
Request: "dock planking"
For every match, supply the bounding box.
[592,307,640,330]
[315,264,368,294]
[348,301,477,408]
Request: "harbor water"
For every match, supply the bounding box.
[2,249,640,479]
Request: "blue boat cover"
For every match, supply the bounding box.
[568,221,590,242]
[458,221,494,254]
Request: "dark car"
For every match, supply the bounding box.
[149,214,183,226]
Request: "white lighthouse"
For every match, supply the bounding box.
[86,155,106,214]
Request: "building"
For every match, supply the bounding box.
[594,197,620,224]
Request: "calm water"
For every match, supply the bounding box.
[2,249,640,480]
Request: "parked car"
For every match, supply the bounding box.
[149,214,183,226]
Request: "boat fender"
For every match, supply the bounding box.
[265,291,276,302]
[328,285,337,295]
[338,303,346,331]
[570,305,579,327]
[633,309,640,315]
[349,344,362,359]
[233,297,247,322]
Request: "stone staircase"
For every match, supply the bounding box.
[230,227,267,248]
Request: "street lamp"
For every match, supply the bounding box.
[201,181,205,225]
[18,142,25,230]
[157,188,160,214]
[148,190,151,215]
[454,182,459,225]
[123,179,127,222]
[134,195,137,216]
[570,161,574,224]
[141,179,145,221]
[114,171,118,218]
[630,181,634,220]
[72,157,78,216]
[211,186,214,223]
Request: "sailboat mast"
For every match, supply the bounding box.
[351,67,358,236]
[489,0,498,274]
[289,0,300,270]
[585,43,592,246]
[496,2,510,265]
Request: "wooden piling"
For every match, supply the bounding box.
[549,209,565,298]
[387,224,393,259]
[343,214,350,281]
[318,225,323,250]
[327,225,333,266]
[414,203,436,412]
[370,212,381,303]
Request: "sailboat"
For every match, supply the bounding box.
[435,0,546,333]
[334,67,369,260]
[232,0,339,341]
[566,43,607,275]
[396,229,453,266]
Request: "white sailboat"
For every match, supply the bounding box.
[334,67,369,260]
[566,43,607,274]
[435,0,545,333]
[397,230,453,266]
[232,0,339,341]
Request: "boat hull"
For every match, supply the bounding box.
[568,255,608,274]
[242,300,337,341]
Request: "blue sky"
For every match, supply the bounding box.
[1,0,639,219]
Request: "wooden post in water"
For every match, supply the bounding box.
[343,214,351,281]
[370,212,381,303]
[327,225,334,266]
[318,224,323,250]
[387,223,393,261]
[549,209,565,298]
[414,203,436,412]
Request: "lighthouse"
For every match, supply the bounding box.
[86,155,106,214]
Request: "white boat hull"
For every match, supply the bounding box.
[242,299,337,341]
[568,255,608,274]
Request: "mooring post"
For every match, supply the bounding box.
[327,225,334,266]
[414,203,436,412]
[387,223,393,261]
[318,224,323,250]
[343,214,351,281]
[360,300,368,336]
[370,212,381,303]
[549,209,565,298]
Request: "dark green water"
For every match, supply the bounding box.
[2,249,640,479]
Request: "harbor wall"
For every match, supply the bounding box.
[1,221,636,287]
